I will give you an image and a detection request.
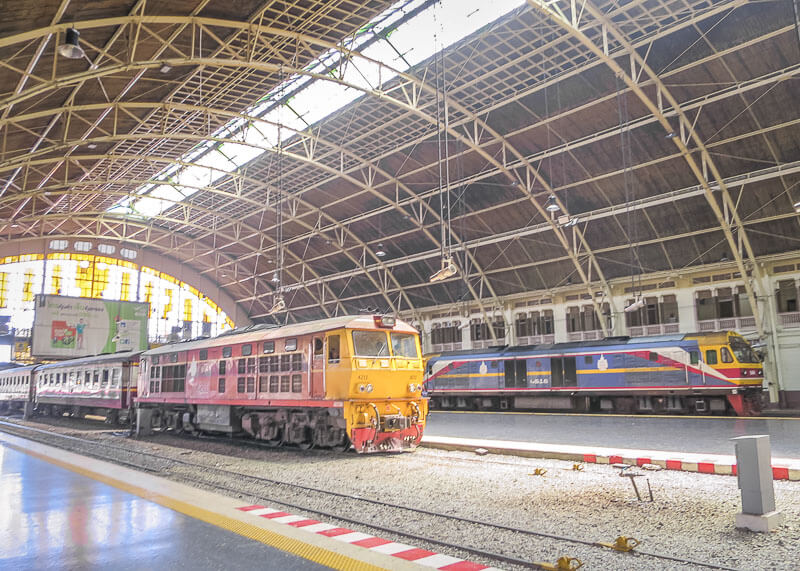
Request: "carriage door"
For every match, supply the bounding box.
[504,360,527,388]
[550,357,577,387]
[309,337,326,398]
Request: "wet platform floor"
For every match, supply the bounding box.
[0,442,330,570]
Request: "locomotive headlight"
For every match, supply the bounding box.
[358,384,366,392]
[366,384,374,393]
[408,383,416,392]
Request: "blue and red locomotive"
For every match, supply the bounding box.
[424,331,763,416]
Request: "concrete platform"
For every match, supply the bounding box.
[421,435,800,480]
[0,432,495,570]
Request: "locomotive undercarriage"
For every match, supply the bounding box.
[430,390,762,416]
[35,402,130,424]
[137,404,350,451]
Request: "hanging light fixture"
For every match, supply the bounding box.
[624,297,645,313]
[271,271,279,283]
[58,28,85,59]
[267,294,286,315]
[545,194,560,212]
[375,243,386,258]
[429,255,458,283]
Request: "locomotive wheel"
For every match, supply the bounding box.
[331,434,351,453]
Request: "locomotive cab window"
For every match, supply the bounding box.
[328,335,340,362]
[313,337,324,358]
[720,347,734,363]
[690,351,700,365]
[352,331,389,356]
[391,333,419,358]
[705,349,718,365]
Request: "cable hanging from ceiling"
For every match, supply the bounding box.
[429,3,458,284]
[616,76,644,314]
[268,65,287,316]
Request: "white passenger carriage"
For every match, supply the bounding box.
[35,351,142,423]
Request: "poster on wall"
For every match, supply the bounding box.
[32,295,149,359]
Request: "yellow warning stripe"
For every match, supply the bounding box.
[2,439,383,571]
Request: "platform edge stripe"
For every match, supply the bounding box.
[332,532,375,544]
[391,547,437,561]
[237,505,266,511]
[369,541,418,555]
[411,553,467,568]
[439,561,492,571]
[772,466,789,480]
[1,439,387,571]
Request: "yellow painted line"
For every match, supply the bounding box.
[0,434,387,571]
[429,410,800,421]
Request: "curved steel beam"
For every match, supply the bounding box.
[525,0,766,337]
[0,17,614,337]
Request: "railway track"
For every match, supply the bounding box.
[0,416,744,570]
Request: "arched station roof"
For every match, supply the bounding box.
[1,0,798,331]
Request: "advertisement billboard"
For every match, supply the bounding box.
[32,295,149,359]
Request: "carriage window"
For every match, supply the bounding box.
[247,358,256,374]
[285,338,297,351]
[71,371,79,385]
[112,369,121,387]
[153,355,160,365]
[328,335,340,362]
[218,361,226,375]
[291,374,302,393]
[238,359,246,374]
[720,347,734,363]
[352,331,390,357]
[246,377,255,392]
[705,349,718,365]
[280,375,290,392]
[199,349,208,360]
[223,346,232,358]
[269,375,279,392]
[170,353,179,363]
[102,370,109,387]
[690,351,699,365]
[237,377,246,393]
[291,353,302,371]
[49,374,54,385]
[94,370,100,387]
[390,333,418,358]
[263,341,275,354]
[259,376,269,392]
[313,338,324,357]
[218,378,225,393]
[85,371,92,385]
[242,344,252,356]
[259,356,270,373]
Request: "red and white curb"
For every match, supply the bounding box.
[422,436,800,481]
[236,504,500,570]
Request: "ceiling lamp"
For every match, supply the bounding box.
[665,131,677,139]
[429,255,458,283]
[545,194,560,212]
[624,297,645,313]
[271,271,279,283]
[58,28,85,59]
[375,243,386,258]
[267,294,286,315]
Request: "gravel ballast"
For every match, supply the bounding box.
[2,416,798,570]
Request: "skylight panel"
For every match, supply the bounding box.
[109,0,524,220]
